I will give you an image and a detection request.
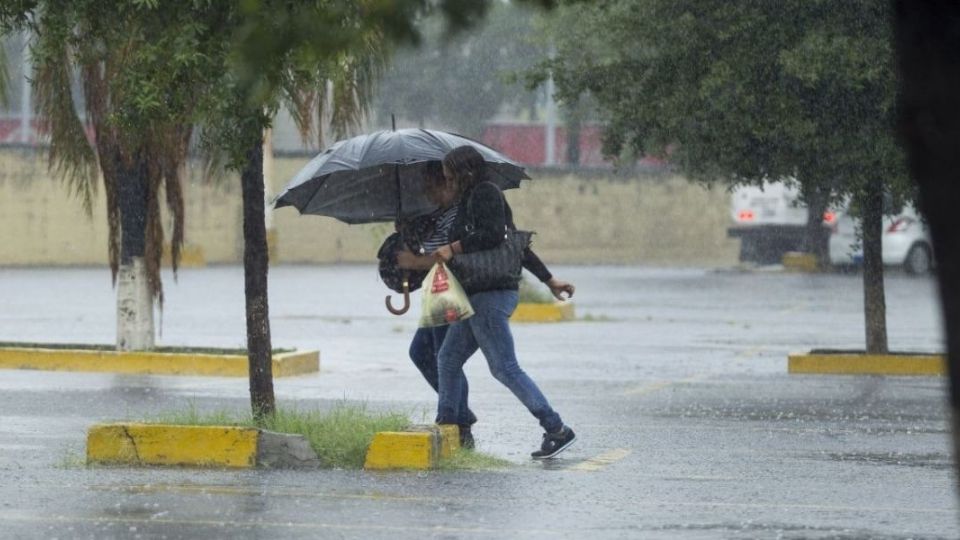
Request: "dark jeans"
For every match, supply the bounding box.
[409,325,477,427]
[436,289,563,433]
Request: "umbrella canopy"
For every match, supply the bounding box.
[273,128,530,224]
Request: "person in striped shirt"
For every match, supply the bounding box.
[396,160,574,449]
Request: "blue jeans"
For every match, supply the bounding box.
[436,289,563,433]
[409,326,477,427]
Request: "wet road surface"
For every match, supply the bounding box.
[0,265,953,539]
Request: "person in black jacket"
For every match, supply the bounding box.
[432,145,577,459]
[395,160,574,450]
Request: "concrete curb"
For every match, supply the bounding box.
[0,347,319,377]
[782,252,819,273]
[511,302,575,323]
[788,352,945,376]
[364,424,460,470]
[86,423,321,469]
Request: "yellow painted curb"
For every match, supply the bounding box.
[162,243,206,268]
[436,424,461,459]
[782,252,819,272]
[363,424,460,470]
[87,423,258,468]
[788,353,945,376]
[0,347,319,377]
[511,302,575,323]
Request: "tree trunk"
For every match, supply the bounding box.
[802,185,830,267]
[565,99,582,167]
[860,177,888,354]
[894,0,960,495]
[240,135,276,420]
[116,154,154,351]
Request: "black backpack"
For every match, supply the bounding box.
[377,215,435,293]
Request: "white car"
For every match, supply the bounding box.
[827,204,933,275]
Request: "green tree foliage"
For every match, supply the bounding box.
[10,1,227,309]
[205,0,563,418]
[545,1,908,196]
[544,0,907,352]
[3,0,562,416]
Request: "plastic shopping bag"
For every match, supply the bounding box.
[418,262,474,328]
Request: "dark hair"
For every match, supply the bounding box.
[442,146,488,193]
[423,160,445,189]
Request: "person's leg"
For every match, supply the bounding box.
[467,290,564,433]
[432,326,477,448]
[409,327,439,391]
[435,320,479,426]
[414,326,476,428]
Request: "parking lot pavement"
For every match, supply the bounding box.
[0,265,954,539]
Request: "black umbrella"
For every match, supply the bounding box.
[273,128,529,224]
[274,127,529,315]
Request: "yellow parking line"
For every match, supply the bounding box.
[622,381,672,396]
[567,448,632,472]
[91,484,443,503]
[622,374,707,396]
[780,300,809,314]
[0,513,561,536]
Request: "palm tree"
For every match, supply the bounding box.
[203,4,390,419]
[13,2,205,350]
[5,0,394,419]
[7,0,522,420]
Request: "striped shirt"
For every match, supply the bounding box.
[420,206,459,254]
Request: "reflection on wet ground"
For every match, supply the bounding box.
[0,266,954,538]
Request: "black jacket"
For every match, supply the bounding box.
[448,181,551,292]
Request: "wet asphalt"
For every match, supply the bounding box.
[0,264,954,539]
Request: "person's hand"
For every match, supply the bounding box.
[546,277,575,301]
[433,244,454,263]
[395,250,418,269]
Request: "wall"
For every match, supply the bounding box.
[0,149,738,267]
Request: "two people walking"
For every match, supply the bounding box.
[393,146,577,459]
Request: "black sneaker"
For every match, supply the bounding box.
[531,426,576,459]
[459,426,475,450]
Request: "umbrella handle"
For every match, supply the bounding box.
[385,278,411,315]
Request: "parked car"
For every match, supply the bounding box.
[828,203,934,275]
[727,181,832,264]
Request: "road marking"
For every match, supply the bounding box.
[91,483,442,502]
[780,300,809,314]
[567,448,631,472]
[0,512,562,536]
[622,374,707,396]
[0,495,953,538]
[735,346,763,358]
[0,444,46,450]
[622,381,672,396]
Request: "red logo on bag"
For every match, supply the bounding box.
[445,308,459,322]
[431,264,450,293]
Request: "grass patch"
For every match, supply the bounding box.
[261,406,409,469]
[152,407,243,427]
[440,449,512,471]
[518,278,555,304]
[149,403,410,469]
[145,404,510,471]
